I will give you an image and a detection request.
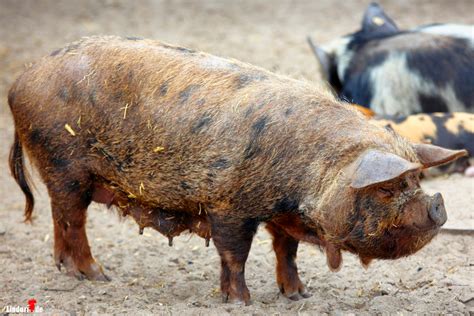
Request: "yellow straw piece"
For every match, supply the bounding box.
[65,123,76,136]
[153,146,165,153]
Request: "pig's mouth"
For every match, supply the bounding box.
[343,221,441,261]
[402,192,448,232]
[411,222,442,232]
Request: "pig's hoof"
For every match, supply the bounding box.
[279,283,312,301]
[56,255,110,282]
[286,291,312,301]
[221,293,251,306]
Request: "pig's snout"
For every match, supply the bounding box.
[428,193,447,226]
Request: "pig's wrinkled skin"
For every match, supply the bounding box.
[8,36,467,304]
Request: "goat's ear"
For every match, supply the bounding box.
[361,3,399,35]
[349,150,421,189]
[413,143,468,168]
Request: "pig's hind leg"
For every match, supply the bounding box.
[210,215,259,305]
[266,222,310,300]
[46,172,109,281]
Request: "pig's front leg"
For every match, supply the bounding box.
[209,215,259,305]
[266,222,311,300]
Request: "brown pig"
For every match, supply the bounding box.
[8,36,467,304]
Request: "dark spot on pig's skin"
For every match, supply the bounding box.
[179,85,199,104]
[159,81,169,96]
[196,99,206,106]
[243,116,269,159]
[273,196,300,213]
[236,73,268,89]
[58,87,69,102]
[51,157,70,168]
[210,158,230,170]
[284,108,293,117]
[126,36,143,41]
[191,114,212,133]
[29,126,72,167]
[252,116,268,136]
[29,129,42,145]
[180,181,191,190]
[418,93,449,113]
[50,48,62,57]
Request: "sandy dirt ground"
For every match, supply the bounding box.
[0,0,473,314]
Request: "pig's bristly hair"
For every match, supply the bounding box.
[8,36,446,292]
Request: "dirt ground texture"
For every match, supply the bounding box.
[0,0,473,314]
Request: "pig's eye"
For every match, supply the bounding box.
[378,187,393,198]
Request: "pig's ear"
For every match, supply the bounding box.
[349,150,422,189]
[307,36,332,80]
[361,3,399,35]
[413,143,468,168]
